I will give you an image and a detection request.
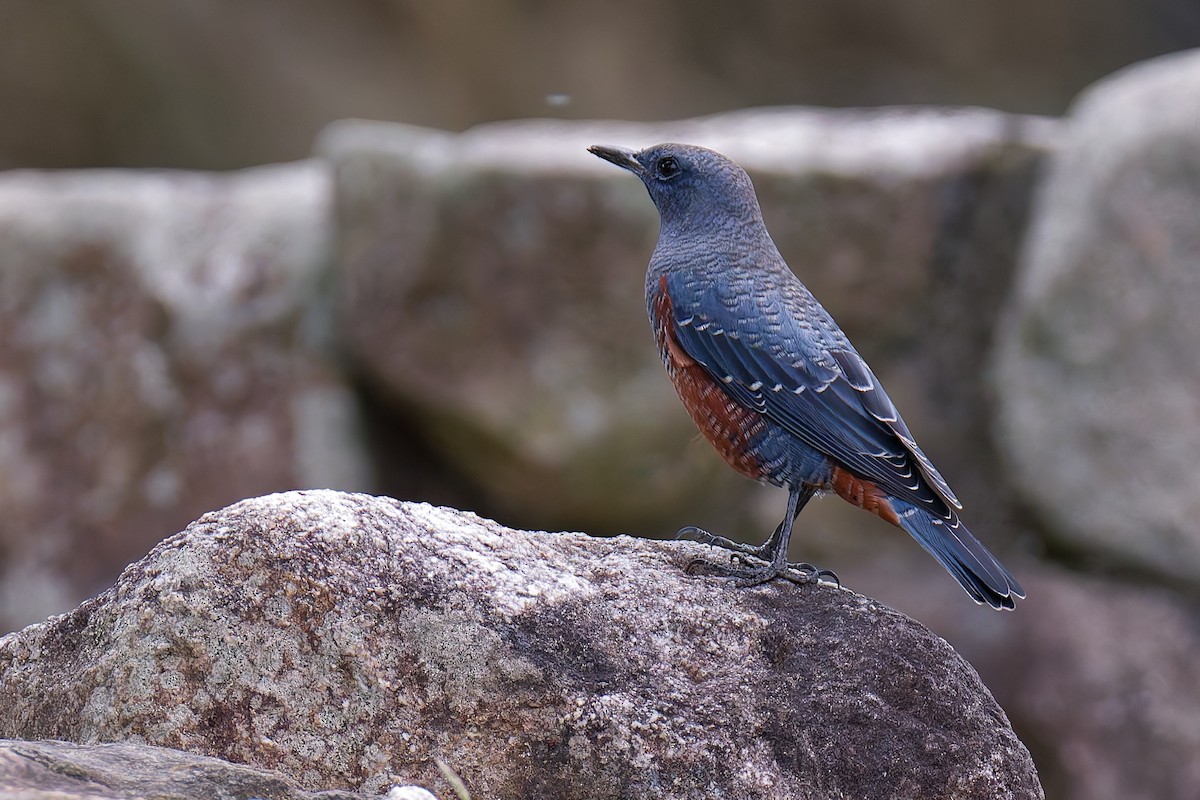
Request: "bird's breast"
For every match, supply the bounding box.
[650,277,769,481]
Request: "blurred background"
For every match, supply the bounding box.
[3,2,1200,799]
[2,0,1199,169]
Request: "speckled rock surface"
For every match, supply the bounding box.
[0,490,1041,799]
[0,738,372,800]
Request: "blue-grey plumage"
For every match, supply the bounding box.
[589,142,1023,609]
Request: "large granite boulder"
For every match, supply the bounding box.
[0,490,1042,799]
[321,109,1055,566]
[993,49,1200,584]
[0,163,372,633]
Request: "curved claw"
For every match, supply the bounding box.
[786,562,841,587]
[685,557,732,577]
[814,568,840,588]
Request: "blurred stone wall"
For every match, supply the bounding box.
[2,31,1200,800]
[0,163,369,627]
[1,0,1199,170]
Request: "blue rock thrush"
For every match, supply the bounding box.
[589,142,1024,610]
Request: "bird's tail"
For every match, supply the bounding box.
[891,500,1025,610]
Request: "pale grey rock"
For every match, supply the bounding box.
[0,490,1041,800]
[0,162,372,633]
[993,50,1200,583]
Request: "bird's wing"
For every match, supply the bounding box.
[665,279,961,514]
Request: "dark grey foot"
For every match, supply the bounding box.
[685,556,839,589]
[675,525,764,558]
[789,562,841,588]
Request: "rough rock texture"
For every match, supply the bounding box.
[0,491,1041,800]
[0,738,372,800]
[321,108,1056,555]
[993,50,1200,584]
[0,163,371,633]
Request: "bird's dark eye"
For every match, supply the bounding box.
[655,156,681,180]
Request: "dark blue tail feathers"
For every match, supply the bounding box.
[892,500,1024,610]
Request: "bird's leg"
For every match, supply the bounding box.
[676,484,803,557]
[685,484,835,587]
[678,485,807,560]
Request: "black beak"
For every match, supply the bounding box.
[588,144,643,174]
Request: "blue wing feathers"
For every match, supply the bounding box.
[666,276,959,515]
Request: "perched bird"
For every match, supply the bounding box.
[589,142,1024,610]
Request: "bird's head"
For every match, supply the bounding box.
[588,142,763,234]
